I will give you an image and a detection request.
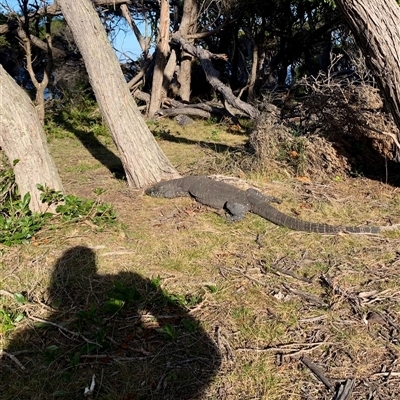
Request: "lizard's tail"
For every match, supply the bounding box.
[246,189,380,234]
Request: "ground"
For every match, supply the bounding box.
[1,117,400,399]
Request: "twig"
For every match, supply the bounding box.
[0,289,15,298]
[215,325,235,362]
[74,353,155,362]
[236,341,330,356]
[220,266,266,287]
[282,283,327,307]
[301,356,334,391]
[0,350,26,372]
[27,313,101,347]
[299,315,327,323]
[268,263,312,283]
[372,371,400,377]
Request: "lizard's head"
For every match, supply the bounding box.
[145,179,182,199]
[145,183,165,197]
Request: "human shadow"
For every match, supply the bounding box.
[2,246,221,399]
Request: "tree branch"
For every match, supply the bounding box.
[171,32,259,119]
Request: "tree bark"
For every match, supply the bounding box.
[0,64,63,212]
[176,0,199,101]
[335,0,400,152]
[148,0,170,117]
[57,0,178,186]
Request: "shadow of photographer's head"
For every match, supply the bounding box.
[4,246,221,399]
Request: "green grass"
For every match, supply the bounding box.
[2,112,400,399]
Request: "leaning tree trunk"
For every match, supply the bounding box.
[57,0,178,186]
[336,0,400,157]
[0,64,63,212]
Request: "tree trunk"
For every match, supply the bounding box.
[336,0,400,154]
[0,64,63,212]
[148,0,170,117]
[57,0,178,186]
[177,0,199,101]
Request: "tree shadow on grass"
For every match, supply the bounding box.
[56,112,126,179]
[1,246,221,399]
[153,129,242,154]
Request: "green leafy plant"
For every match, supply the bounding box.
[13,293,27,304]
[44,345,59,364]
[38,185,117,226]
[206,284,218,293]
[93,187,106,196]
[0,156,117,245]
[163,291,203,308]
[0,308,24,334]
[151,275,162,288]
[77,305,100,325]
[181,318,200,333]
[0,159,52,245]
[206,129,221,142]
[157,323,177,340]
[105,281,140,313]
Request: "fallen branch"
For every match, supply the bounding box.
[157,107,212,119]
[334,379,354,400]
[157,98,241,123]
[301,355,334,391]
[282,283,328,307]
[236,341,330,356]
[127,57,153,90]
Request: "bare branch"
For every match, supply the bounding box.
[171,32,259,119]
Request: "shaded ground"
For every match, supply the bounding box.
[2,119,400,399]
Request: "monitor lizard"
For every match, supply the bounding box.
[146,176,395,234]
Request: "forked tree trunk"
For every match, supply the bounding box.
[0,64,63,212]
[336,0,400,153]
[58,0,178,186]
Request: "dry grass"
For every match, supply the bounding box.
[2,117,400,399]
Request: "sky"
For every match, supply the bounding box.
[1,0,143,61]
[112,23,142,62]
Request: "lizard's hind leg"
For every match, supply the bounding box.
[224,202,249,221]
[246,188,282,204]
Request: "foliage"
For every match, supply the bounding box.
[104,280,141,313]
[0,34,9,47]
[0,0,347,104]
[0,158,52,245]
[45,98,109,140]
[0,157,117,246]
[0,307,24,334]
[38,185,117,225]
